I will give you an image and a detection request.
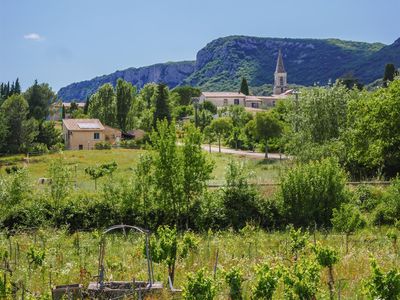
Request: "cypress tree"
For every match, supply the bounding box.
[14,78,21,94]
[240,77,250,95]
[153,83,171,128]
[383,63,397,87]
[83,96,90,115]
[62,105,66,119]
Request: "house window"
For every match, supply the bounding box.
[251,103,259,108]
[94,132,100,140]
[272,100,276,106]
[223,99,228,106]
[234,99,240,105]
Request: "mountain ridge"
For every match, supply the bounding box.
[57,35,399,102]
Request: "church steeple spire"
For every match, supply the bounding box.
[273,49,288,95]
[275,49,286,73]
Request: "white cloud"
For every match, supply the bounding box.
[23,33,44,41]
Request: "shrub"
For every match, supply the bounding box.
[94,141,112,150]
[279,158,348,227]
[282,258,320,299]
[372,178,400,225]
[29,143,49,154]
[364,260,400,299]
[313,243,339,299]
[183,268,215,300]
[252,263,280,300]
[331,203,365,253]
[120,139,140,149]
[225,266,244,300]
[222,161,263,230]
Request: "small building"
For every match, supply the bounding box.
[199,50,291,109]
[49,101,86,121]
[104,125,122,145]
[62,119,105,150]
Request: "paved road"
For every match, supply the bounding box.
[201,144,287,160]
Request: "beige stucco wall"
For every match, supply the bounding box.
[200,95,246,107]
[63,124,105,150]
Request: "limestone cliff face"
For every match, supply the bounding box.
[57,61,195,102]
[58,35,399,102]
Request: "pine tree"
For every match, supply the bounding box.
[240,77,250,95]
[153,83,171,128]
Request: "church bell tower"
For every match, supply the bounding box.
[273,49,288,95]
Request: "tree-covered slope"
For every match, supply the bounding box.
[58,36,399,101]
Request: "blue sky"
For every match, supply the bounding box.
[1,0,399,91]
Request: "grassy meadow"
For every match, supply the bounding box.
[0,148,288,191]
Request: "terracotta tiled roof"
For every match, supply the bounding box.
[202,92,246,98]
[62,119,105,131]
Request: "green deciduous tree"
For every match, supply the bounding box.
[88,83,116,126]
[209,117,233,153]
[344,79,400,177]
[331,203,364,253]
[254,111,283,158]
[151,120,183,224]
[48,156,72,204]
[313,244,339,300]
[116,79,136,132]
[181,124,214,229]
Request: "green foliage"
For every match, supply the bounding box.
[225,266,244,300]
[331,203,364,236]
[84,161,117,189]
[151,119,183,223]
[116,78,135,131]
[313,244,339,268]
[27,245,45,269]
[251,263,280,300]
[0,94,38,153]
[209,117,233,152]
[365,259,400,300]
[201,101,217,114]
[183,268,215,300]
[153,83,171,128]
[372,178,400,225]
[0,167,30,210]
[280,158,348,227]
[181,124,214,228]
[288,225,308,260]
[171,86,201,106]
[240,77,250,95]
[147,225,178,283]
[180,231,200,259]
[24,80,56,121]
[88,83,116,126]
[282,258,320,299]
[254,111,282,157]
[47,156,72,203]
[383,63,398,87]
[223,160,262,230]
[344,79,400,177]
[94,141,112,150]
[36,121,62,149]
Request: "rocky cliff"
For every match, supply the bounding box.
[58,36,399,101]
